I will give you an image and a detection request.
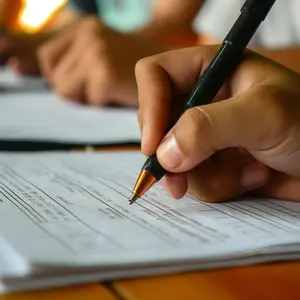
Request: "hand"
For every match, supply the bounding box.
[0,32,50,75]
[136,45,300,203]
[38,17,166,107]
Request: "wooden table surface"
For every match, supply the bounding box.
[0,284,116,300]
[115,261,300,300]
[2,261,300,300]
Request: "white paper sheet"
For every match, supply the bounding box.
[0,67,45,92]
[0,92,140,144]
[0,67,140,145]
[1,151,300,292]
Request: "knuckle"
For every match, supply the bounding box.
[135,57,152,78]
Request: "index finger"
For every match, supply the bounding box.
[135,46,219,156]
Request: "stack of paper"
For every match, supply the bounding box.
[0,67,46,92]
[0,68,140,148]
[0,93,140,146]
[1,151,300,293]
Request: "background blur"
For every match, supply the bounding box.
[2,0,67,32]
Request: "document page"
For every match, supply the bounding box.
[0,67,45,92]
[0,151,300,272]
[0,93,140,144]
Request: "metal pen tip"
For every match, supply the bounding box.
[129,193,138,205]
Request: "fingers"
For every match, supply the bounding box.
[49,40,86,98]
[160,148,269,202]
[38,29,74,77]
[156,85,279,174]
[52,64,86,103]
[135,46,219,156]
[39,16,102,79]
[256,171,300,202]
[84,43,119,106]
[187,150,269,202]
[136,60,172,155]
[160,173,188,199]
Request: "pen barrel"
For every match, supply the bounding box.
[184,0,276,110]
[241,0,276,20]
[226,0,276,48]
[185,42,243,109]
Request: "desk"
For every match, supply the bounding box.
[0,284,116,300]
[114,262,300,300]
[3,262,300,299]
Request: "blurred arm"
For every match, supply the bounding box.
[136,0,203,46]
[45,0,98,32]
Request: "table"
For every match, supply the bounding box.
[2,261,300,299]
[0,284,116,300]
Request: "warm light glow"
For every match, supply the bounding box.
[19,0,67,32]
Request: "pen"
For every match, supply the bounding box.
[129,0,276,205]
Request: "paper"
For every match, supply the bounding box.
[1,151,300,292]
[0,67,46,92]
[0,67,140,145]
[0,92,140,144]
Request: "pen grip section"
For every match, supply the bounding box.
[144,155,166,181]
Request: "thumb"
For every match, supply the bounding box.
[156,86,277,173]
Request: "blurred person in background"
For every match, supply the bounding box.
[0,0,300,107]
[194,0,300,73]
[0,0,202,106]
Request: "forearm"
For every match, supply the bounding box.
[136,0,203,47]
[254,47,300,73]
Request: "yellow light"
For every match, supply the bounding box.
[19,0,67,32]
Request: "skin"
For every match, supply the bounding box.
[0,0,202,106]
[198,36,300,74]
[135,45,300,203]
[37,17,167,106]
[36,0,202,106]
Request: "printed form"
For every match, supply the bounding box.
[1,151,300,291]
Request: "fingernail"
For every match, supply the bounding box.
[157,134,183,169]
[241,163,268,189]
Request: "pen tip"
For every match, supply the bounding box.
[129,193,138,205]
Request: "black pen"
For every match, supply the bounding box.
[129,0,276,205]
